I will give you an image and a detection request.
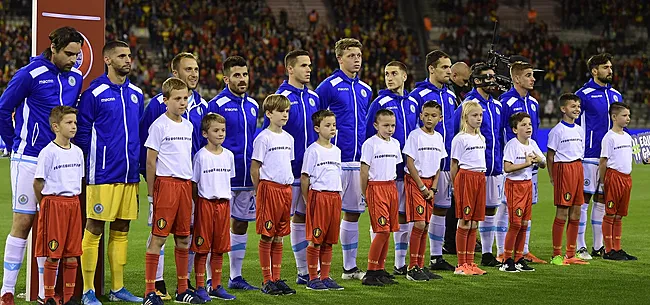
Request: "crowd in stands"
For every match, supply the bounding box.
[561,0,650,38]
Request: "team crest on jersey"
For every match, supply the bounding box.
[360,89,367,98]
[378,216,387,226]
[48,239,59,252]
[449,97,454,105]
[607,201,615,209]
[515,208,523,217]
[584,179,590,186]
[251,107,257,117]
[531,103,537,112]
[195,236,204,246]
[265,220,273,230]
[156,218,167,230]
[130,94,138,104]
[613,95,619,102]
[416,205,425,215]
[93,203,104,214]
[463,206,471,215]
[309,98,316,107]
[68,76,76,87]
[18,194,28,205]
[495,107,500,115]
[410,104,416,113]
[564,192,571,201]
[313,228,322,238]
[74,31,94,79]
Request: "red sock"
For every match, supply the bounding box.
[271,241,283,281]
[44,260,57,299]
[408,226,424,268]
[210,253,223,287]
[175,248,189,292]
[258,240,272,282]
[379,233,389,270]
[456,227,469,266]
[306,245,320,280]
[63,260,78,303]
[368,232,388,270]
[514,224,528,261]
[145,252,160,294]
[552,217,566,256]
[603,216,614,252]
[194,253,207,288]
[613,218,623,251]
[566,220,579,258]
[418,227,427,268]
[466,228,477,265]
[504,222,520,260]
[319,244,333,280]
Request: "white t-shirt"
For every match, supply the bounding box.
[252,129,295,185]
[503,138,544,180]
[600,130,633,175]
[360,135,403,181]
[192,147,236,199]
[35,142,84,196]
[403,128,447,178]
[451,133,487,172]
[547,121,584,162]
[145,114,193,179]
[301,142,343,192]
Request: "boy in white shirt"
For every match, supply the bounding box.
[251,94,296,296]
[190,113,237,301]
[599,102,636,261]
[403,101,447,281]
[546,93,588,266]
[301,109,344,291]
[34,106,84,305]
[143,78,200,304]
[500,112,546,273]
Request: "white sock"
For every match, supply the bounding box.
[591,202,605,250]
[429,215,446,256]
[37,257,46,299]
[577,204,589,249]
[479,215,496,254]
[228,233,247,279]
[290,223,308,276]
[523,220,532,254]
[340,220,359,271]
[495,203,509,255]
[393,223,410,269]
[205,253,212,281]
[370,227,376,242]
[1,235,27,295]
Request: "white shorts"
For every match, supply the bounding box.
[341,163,364,213]
[10,154,38,214]
[583,159,604,195]
[486,174,504,208]
[291,183,306,216]
[397,180,406,214]
[434,171,452,209]
[231,190,256,221]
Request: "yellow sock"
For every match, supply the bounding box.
[81,229,101,292]
[108,230,129,292]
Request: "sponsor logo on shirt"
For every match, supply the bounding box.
[316,161,341,167]
[268,146,291,152]
[163,136,192,141]
[374,154,399,159]
[224,108,238,112]
[53,163,82,170]
[337,87,350,91]
[203,167,231,174]
[418,147,442,152]
[466,145,486,151]
[590,95,603,98]
[560,138,582,144]
[100,97,116,102]
[613,144,631,150]
[38,79,54,84]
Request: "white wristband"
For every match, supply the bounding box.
[419,185,427,191]
[147,195,153,203]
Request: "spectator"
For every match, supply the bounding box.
[308,9,319,32]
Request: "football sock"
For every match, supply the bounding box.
[592,202,605,250]
[194,253,207,288]
[319,244,333,280]
[455,227,469,266]
[577,204,588,249]
[393,223,410,269]
[602,216,614,252]
[306,245,320,281]
[523,220,532,254]
[229,233,247,279]
[210,253,224,287]
[175,248,189,292]
[566,219,579,258]
[290,223,308,276]
[258,240,272,282]
[613,218,622,251]
[1,235,27,295]
[44,260,57,299]
[367,232,388,271]
[81,229,101,292]
[271,241,284,281]
[409,226,424,269]
[63,260,78,303]
[430,215,446,256]
[145,252,159,294]
[340,220,359,270]
[479,215,496,254]
[466,228,477,264]
[107,230,128,291]
[514,223,528,261]
[495,203,509,255]
[504,221,520,261]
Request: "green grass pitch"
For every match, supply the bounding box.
[1,158,649,304]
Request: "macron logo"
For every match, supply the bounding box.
[38,79,54,84]
[101,97,116,102]
[337,88,350,91]
[224,108,238,112]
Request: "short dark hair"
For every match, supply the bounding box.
[43,26,83,58]
[421,100,442,112]
[312,109,336,127]
[285,50,310,68]
[510,61,533,77]
[509,112,531,129]
[587,53,613,72]
[609,102,630,116]
[171,52,198,72]
[559,93,581,107]
[374,109,395,123]
[223,56,248,76]
[425,50,450,71]
[386,61,407,74]
[102,40,129,56]
[201,113,226,132]
[49,106,78,129]
[470,62,493,86]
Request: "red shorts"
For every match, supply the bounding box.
[367,181,399,233]
[604,168,632,216]
[305,190,342,245]
[36,196,82,259]
[191,197,231,254]
[454,169,486,221]
[553,161,585,207]
[256,180,292,237]
[152,176,192,237]
[505,179,533,222]
[404,174,434,223]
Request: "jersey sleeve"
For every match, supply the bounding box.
[289,134,295,161]
[365,98,380,140]
[450,135,463,160]
[600,134,612,158]
[191,152,201,183]
[402,132,416,159]
[547,127,559,151]
[0,68,32,149]
[229,151,236,178]
[34,149,51,180]
[360,139,374,166]
[75,88,97,154]
[395,140,403,164]
[315,81,331,110]
[301,147,316,175]
[144,123,163,152]
[251,133,267,163]
[503,141,517,163]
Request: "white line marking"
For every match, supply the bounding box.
[42,12,101,21]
